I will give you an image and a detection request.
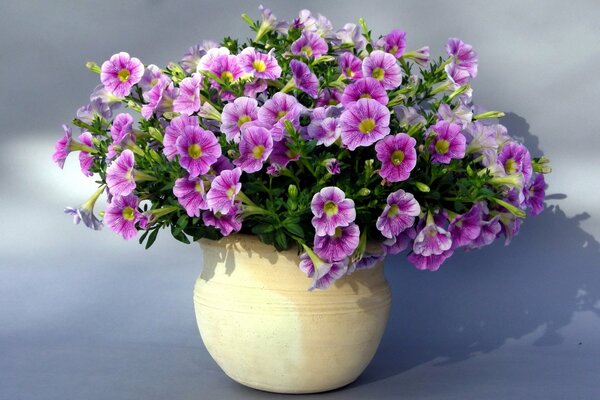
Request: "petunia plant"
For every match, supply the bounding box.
[53,6,551,290]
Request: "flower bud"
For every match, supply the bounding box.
[288,184,299,199]
[357,188,371,196]
[415,182,430,192]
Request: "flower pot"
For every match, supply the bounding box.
[193,234,391,394]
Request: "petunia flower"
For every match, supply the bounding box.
[375,133,417,182]
[314,223,360,262]
[376,190,420,239]
[64,185,105,230]
[163,115,198,161]
[382,228,416,255]
[445,38,478,83]
[220,97,259,143]
[238,47,282,79]
[176,125,222,177]
[173,175,210,217]
[325,158,340,175]
[243,79,268,97]
[139,64,163,93]
[299,251,349,291]
[269,139,300,167]
[52,125,95,169]
[403,46,430,67]
[428,120,466,164]
[257,92,304,141]
[338,52,363,79]
[78,132,95,177]
[106,150,137,196]
[173,73,202,115]
[348,253,385,274]
[202,207,243,236]
[141,76,177,119]
[407,249,454,271]
[110,113,135,145]
[100,52,144,98]
[76,98,112,124]
[291,31,329,58]
[340,98,390,150]
[497,142,533,185]
[206,167,242,214]
[448,203,483,248]
[437,103,473,127]
[197,47,231,72]
[315,88,342,107]
[394,105,426,126]
[335,23,366,51]
[525,173,546,216]
[104,193,141,240]
[234,123,274,173]
[208,54,243,86]
[412,214,453,256]
[469,215,502,249]
[308,116,340,146]
[180,41,218,74]
[383,29,407,58]
[290,59,319,98]
[341,77,389,106]
[311,186,356,236]
[362,50,402,90]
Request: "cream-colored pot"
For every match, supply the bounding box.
[193,234,391,394]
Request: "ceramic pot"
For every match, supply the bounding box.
[193,234,391,394]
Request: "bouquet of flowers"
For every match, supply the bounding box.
[53,6,550,290]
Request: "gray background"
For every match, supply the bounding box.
[1,0,599,399]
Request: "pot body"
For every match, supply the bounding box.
[193,234,391,394]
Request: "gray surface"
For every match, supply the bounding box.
[1,0,599,399]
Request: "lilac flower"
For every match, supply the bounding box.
[52,125,73,168]
[220,97,259,143]
[234,123,273,173]
[404,46,430,67]
[325,159,340,175]
[469,215,501,249]
[340,98,390,150]
[348,253,385,274]
[106,149,137,196]
[308,117,340,146]
[206,167,242,214]
[244,79,268,97]
[173,73,202,115]
[437,103,473,127]
[291,31,328,58]
[335,23,366,51]
[497,142,533,185]
[209,54,243,85]
[382,228,416,255]
[445,38,478,83]
[394,105,426,126]
[428,121,466,164]
[202,208,242,236]
[104,194,141,240]
[341,77,388,107]
[139,64,163,92]
[238,47,282,79]
[163,115,198,161]
[413,215,453,256]
[310,259,349,291]
[290,59,319,98]
[314,223,360,262]
[176,125,221,177]
[180,41,218,73]
[258,92,304,140]
[173,175,210,217]
[64,185,105,230]
[299,252,316,278]
[269,139,300,167]
[210,155,234,175]
[90,84,122,108]
[362,50,402,90]
[100,52,144,98]
[316,88,342,107]
[499,213,522,245]
[407,249,454,271]
[376,190,420,239]
[293,9,334,37]
[375,133,417,182]
[525,173,546,216]
[76,98,112,124]
[464,121,499,154]
[78,132,95,177]
[339,52,363,79]
[256,4,288,39]
[449,204,483,248]
[197,47,231,72]
[311,186,356,236]
[383,29,407,58]
[110,113,134,145]
[141,76,177,119]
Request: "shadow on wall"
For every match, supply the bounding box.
[355,113,600,384]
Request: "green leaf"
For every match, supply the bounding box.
[145,228,160,249]
[283,223,304,238]
[252,224,276,234]
[138,229,150,245]
[274,230,288,251]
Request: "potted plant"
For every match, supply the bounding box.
[53,5,550,394]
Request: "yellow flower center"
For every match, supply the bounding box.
[276,110,288,120]
[387,204,400,218]
[435,139,450,154]
[391,150,405,165]
[237,115,252,127]
[117,68,130,82]
[221,71,234,83]
[194,182,204,193]
[333,227,343,238]
[122,206,135,221]
[188,143,202,159]
[504,158,517,174]
[150,78,158,87]
[226,186,236,200]
[252,59,267,72]
[345,67,354,77]
[358,118,376,134]
[390,45,398,55]
[301,46,313,56]
[359,93,372,99]
[372,67,385,81]
[323,201,339,216]
[252,145,266,160]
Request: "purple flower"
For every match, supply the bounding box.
[404,46,430,67]
[469,215,501,249]
[497,142,533,184]
[382,228,415,255]
[197,47,231,72]
[141,76,177,119]
[220,97,259,143]
[209,54,243,85]
[310,259,349,291]
[202,207,243,236]
[238,47,282,79]
[413,215,453,256]
[243,79,268,97]
[299,252,316,278]
[362,50,402,90]
[100,52,144,98]
[180,41,218,73]
[316,88,342,107]
[314,223,360,262]
[308,117,340,146]
[104,194,141,240]
[176,125,221,177]
[428,121,466,164]
[269,139,300,167]
[325,159,340,175]
[311,186,356,236]
[445,38,478,83]
[339,52,363,79]
[341,77,388,106]
[340,98,390,150]
[173,175,210,217]
[335,23,366,51]
[106,149,137,196]
[525,173,545,216]
[376,190,420,239]
[78,132,95,177]
[375,133,417,182]
[257,92,304,140]
[349,253,385,274]
[290,59,319,98]
[291,31,329,58]
[437,103,473,127]
[234,123,274,173]
[110,113,134,145]
[449,204,483,248]
[173,73,202,115]
[206,167,242,214]
[407,249,454,272]
[139,64,163,93]
[211,155,234,175]
[76,98,112,124]
[383,29,407,58]
[394,105,426,126]
[52,125,73,168]
[163,115,198,161]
